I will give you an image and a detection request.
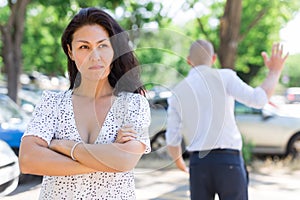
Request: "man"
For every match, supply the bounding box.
[166,39,288,200]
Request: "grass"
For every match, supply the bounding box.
[248,155,300,174]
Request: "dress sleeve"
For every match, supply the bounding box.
[125,94,151,154]
[22,90,60,145]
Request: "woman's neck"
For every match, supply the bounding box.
[73,79,114,99]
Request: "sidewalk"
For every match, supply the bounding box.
[135,167,189,200]
[135,166,300,200]
[2,158,300,199]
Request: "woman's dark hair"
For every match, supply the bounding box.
[61,7,145,95]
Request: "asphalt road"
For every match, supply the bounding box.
[2,158,300,200]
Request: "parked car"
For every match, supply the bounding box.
[148,95,300,158]
[284,87,300,104]
[0,94,30,155]
[0,139,20,197]
[147,94,189,159]
[0,87,42,114]
[235,101,300,157]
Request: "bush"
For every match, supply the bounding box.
[242,136,254,165]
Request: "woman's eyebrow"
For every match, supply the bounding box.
[75,39,109,44]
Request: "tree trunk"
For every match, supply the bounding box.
[218,0,242,69]
[0,0,30,102]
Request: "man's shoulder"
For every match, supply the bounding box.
[173,78,193,91]
[217,68,236,75]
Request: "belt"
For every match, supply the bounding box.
[193,148,240,156]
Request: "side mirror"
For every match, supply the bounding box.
[262,109,274,120]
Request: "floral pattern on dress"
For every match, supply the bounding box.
[23,90,151,200]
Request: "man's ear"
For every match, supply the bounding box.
[67,44,74,60]
[211,54,217,64]
[187,56,192,66]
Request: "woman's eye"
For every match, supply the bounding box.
[79,45,89,49]
[99,44,108,48]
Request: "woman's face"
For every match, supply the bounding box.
[68,24,114,82]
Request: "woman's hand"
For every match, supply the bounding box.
[115,124,137,144]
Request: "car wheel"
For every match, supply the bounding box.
[150,131,170,159]
[150,131,190,159]
[287,133,300,158]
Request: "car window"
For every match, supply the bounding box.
[234,101,261,115]
[149,98,169,110]
[0,95,25,123]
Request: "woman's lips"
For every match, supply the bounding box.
[88,65,104,70]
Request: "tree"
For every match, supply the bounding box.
[0,0,31,102]
[23,2,76,76]
[183,0,299,84]
[218,0,242,69]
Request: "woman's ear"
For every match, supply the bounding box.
[67,44,74,60]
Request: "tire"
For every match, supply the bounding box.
[150,131,190,159]
[150,131,170,159]
[287,133,300,158]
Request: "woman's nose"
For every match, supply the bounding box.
[89,49,102,61]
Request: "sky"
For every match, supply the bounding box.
[280,12,300,55]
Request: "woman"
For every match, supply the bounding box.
[19,7,151,199]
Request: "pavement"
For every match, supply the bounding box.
[135,167,300,200]
[3,158,300,200]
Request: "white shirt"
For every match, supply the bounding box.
[23,90,151,200]
[166,65,268,151]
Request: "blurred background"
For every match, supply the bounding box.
[1,0,300,198]
[1,0,300,101]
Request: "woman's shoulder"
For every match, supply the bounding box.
[119,92,149,106]
[39,90,70,104]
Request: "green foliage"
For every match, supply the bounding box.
[242,136,254,165]
[180,0,299,85]
[22,3,72,75]
[21,0,168,78]
[236,0,299,85]
[2,0,300,89]
[0,3,10,24]
[134,29,191,87]
[282,54,300,87]
[0,3,10,72]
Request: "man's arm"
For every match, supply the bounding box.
[166,96,188,173]
[167,145,188,173]
[260,43,289,99]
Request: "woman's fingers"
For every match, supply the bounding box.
[115,125,137,143]
[116,136,136,143]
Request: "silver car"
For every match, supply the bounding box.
[235,101,300,156]
[149,95,300,157]
[0,139,20,197]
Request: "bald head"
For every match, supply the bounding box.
[188,40,215,67]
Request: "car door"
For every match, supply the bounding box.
[235,102,288,154]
